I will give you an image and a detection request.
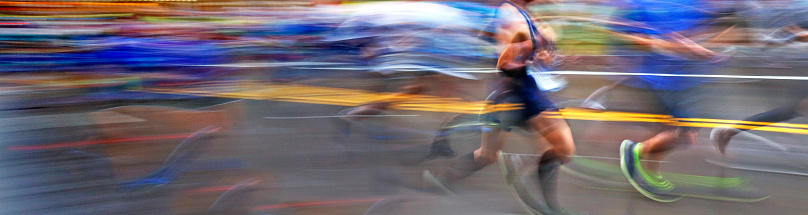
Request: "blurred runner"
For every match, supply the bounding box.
[417,0,583,214]
[592,0,733,202]
[331,2,494,146]
[712,0,808,155]
[330,4,491,106]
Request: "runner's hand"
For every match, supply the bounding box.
[648,39,717,60]
[683,43,717,59]
[529,50,554,68]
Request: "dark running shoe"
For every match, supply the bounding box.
[428,139,457,158]
[498,152,537,185]
[619,140,683,202]
[498,152,553,214]
[499,152,589,215]
[422,170,458,197]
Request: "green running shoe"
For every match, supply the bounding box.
[619,140,683,202]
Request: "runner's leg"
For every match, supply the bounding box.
[714,98,807,154]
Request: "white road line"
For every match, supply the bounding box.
[287,67,808,80]
[545,71,808,81]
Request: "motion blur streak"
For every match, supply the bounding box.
[6,0,808,215]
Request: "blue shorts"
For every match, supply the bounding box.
[650,87,705,120]
[606,82,707,131]
[489,76,557,130]
[619,78,706,120]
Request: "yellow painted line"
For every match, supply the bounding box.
[721,124,808,135]
[557,108,671,119]
[545,115,673,123]
[550,112,808,135]
[677,118,808,129]
[555,109,808,131]
[139,83,808,135]
[670,122,808,135]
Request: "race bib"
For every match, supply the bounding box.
[528,66,567,92]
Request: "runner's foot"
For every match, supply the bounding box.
[619,140,683,202]
[579,98,606,111]
[423,170,457,196]
[710,126,738,156]
[498,152,555,215]
[498,152,537,185]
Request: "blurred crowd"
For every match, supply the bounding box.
[3,0,808,86]
[4,0,808,96]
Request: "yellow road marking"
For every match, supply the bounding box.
[140,83,808,135]
[678,118,808,129]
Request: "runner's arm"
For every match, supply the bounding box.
[497,32,533,77]
[784,24,808,42]
[609,31,717,59]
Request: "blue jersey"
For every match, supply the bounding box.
[610,0,719,90]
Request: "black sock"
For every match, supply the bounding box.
[740,105,799,131]
[437,152,488,183]
[429,139,455,156]
[538,151,564,213]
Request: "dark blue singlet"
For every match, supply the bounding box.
[493,2,557,129]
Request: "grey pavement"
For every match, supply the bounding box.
[2,65,808,215]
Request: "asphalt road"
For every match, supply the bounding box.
[3,63,808,215]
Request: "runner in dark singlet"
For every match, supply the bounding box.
[420,0,582,214]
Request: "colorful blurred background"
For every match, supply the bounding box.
[4,0,808,214]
